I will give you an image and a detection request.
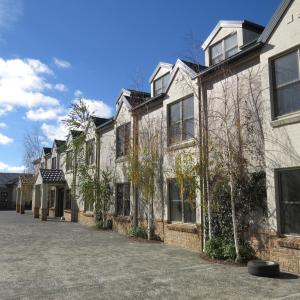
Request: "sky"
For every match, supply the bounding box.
[0,0,281,172]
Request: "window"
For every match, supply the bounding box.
[66,151,73,171]
[41,162,45,169]
[169,179,196,223]
[86,139,95,165]
[154,73,170,96]
[116,183,130,216]
[65,189,71,210]
[49,189,55,208]
[278,168,300,235]
[84,199,93,212]
[168,96,194,144]
[51,157,57,169]
[210,33,238,65]
[116,123,130,158]
[272,49,300,117]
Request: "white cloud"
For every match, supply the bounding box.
[0,122,7,128]
[26,107,64,121]
[0,132,13,144]
[75,98,113,118]
[0,57,62,113]
[0,161,25,173]
[54,83,67,91]
[53,57,71,69]
[74,89,83,98]
[41,122,69,141]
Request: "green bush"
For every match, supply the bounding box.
[205,238,253,262]
[128,226,148,239]
[204,238,224,259]
[96,219,112,230]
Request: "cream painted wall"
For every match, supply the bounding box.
[260,0,300,232]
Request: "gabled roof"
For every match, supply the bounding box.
[43,147,52,156]
[39,169,65,183]
[258,0,293,43]
[202,20,264,50]
[0,173,20,188]
[149,62,174,83]
[18,174,35,185]
[91,116,110,127]
[54,139,66,148]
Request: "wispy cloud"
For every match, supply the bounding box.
[0,122,7,128]
[73,98,113,118]
[74,89,83,98]
[0,132,13,144]
[0,0,22,41]
[26,107,65,121]
[53,57,71,69]
[0,161,25,172]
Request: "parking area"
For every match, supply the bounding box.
[0,211,300,300]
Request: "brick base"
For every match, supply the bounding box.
[77,211,95,226]
[251,231,300,274]
[40,208,47,221]
[33,207,39,218]
[20,205,25,214]
[48,208,56,218]
[64,210,71,222]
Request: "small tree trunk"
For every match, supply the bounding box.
[147,202,151,240]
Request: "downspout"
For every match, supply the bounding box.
[132,112,138,228]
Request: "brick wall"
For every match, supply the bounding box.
[64,210,71,222]
[77,211,95,226]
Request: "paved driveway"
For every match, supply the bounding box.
[0,211,300,300]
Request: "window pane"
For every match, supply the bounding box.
[182,119,194,140]
[169,180,182,222]
[225,33,237,51]
[274,51,299,87]
[116,185,123,215]
[184,200,196,223]
[170,102,181,124]
[154,78,163,95]
[183,97,194,119]
[279,169,300,235]
[162,73,170,93]
[170,124,181,144]
[225,46,238,58]
[124,184,130,216]
[211,41,223,59]
[276,81,300,116]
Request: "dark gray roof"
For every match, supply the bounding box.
[125,90,151,108]
[43,147,52,155]
[54,139,66,148]
[70,130,83,138]
[40,169,65,183]
[0,173,20,188]
[258,0,293,43]
[91,116,110,127]
[19,174,35,185]
[180,60,207,73]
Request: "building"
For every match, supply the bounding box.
[19,0,300,274]
[0,173,19,210]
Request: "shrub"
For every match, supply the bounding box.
[128,226,147,239]
[96,219,112,230]
[204,238,224,259]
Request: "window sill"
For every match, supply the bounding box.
[271,112,300,128]
[277,237,300,250]
[167,139,195,151]
[167,223,198,234]
[114,215,131,223]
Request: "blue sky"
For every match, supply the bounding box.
[0,0,281,172]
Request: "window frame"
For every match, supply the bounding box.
[210,32,238,65]
[276,167,300,237]
[270,47,300,119]
[168,178,196,224]
[168,95,194,145]
[51,157,57,169]
[115,183,130,216]
[66,151,73,172]
[86,139,95,165]
[153,72,170,96]
[116,122,131,158]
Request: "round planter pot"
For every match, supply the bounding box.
[247,260,280,277]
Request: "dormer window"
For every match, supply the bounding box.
[154,73,170,96]
[210,33,238,65]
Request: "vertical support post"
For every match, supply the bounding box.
[40,184,48,221]
[16,189,20,213]
[20,188,25,214]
